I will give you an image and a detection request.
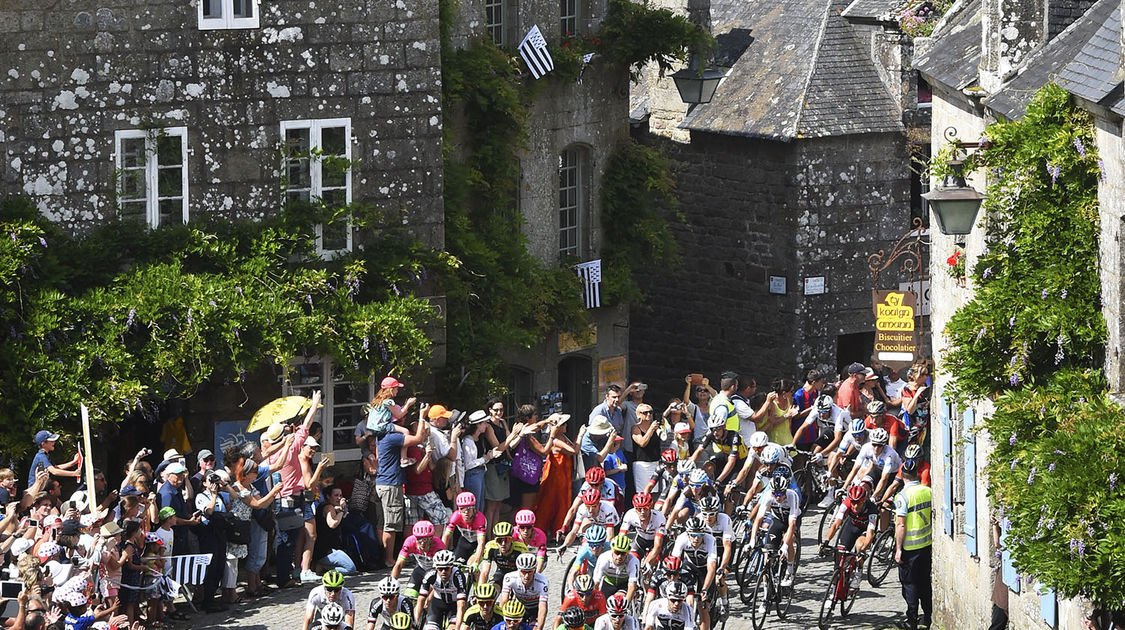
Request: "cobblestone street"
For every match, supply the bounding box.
[189,510,907,630]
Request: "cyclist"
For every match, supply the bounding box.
[819,483,878,590]
[690,416,746,486]
[864,400,906,452]
[492,600,533,630]
[619,492,666,567]
[829,419,869,491]
[559,574,607,628]
[304,571,357,630]
[593,534,640,601]
[645,451,688,514]
[462,583,500,630]
[790,394,849,507]
[499,553,550,630]
[670,469,718,524]
[643,581,694,630]
[315,602,350,630]
[444,492,487,567]
[417,550,469,630]
[670,517,716,630]
[888,444,931,494]
[642,556,693,619]
[696,496,732,607]
[514,510,549,572]
[739,443,795,509]
[367,577,414,630]
[560,489,620,549]
[556,604,593,630]
[749,466,801,588]
[594,593,637,630]
[561,467,619,534]
[844,428,902,503]
[480,522,530,585]
[394,520,447,598]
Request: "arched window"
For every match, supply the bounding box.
[558,145,591,258]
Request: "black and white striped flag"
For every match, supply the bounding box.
[518,25,554,79]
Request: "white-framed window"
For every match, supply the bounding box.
[558,145,588,258]
[284,357,375,462]
[485,0,505,45]
[561,0,579,37]
[114,127,188,228]
[280,118,353,255]
[199,0,260,30]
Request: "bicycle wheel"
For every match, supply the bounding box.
[796,469,815,512]
[560,555,577,603]
[748,562,770,630]
[841,563,860,617]
[775,556,795,620]
[866,530,895,587]
[817,566,841,630]
[817,502,836,547]
[736,548,760,603]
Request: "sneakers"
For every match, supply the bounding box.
[849,571,862,590]
[781,572,794,588]
[817,493,835,508]
[299,569,319,583]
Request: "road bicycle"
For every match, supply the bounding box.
[865,520,897,587]
[695,581,729,630]
[746,529,800,630]
[817,547,864,629]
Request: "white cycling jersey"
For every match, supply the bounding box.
[620,508,666,541]
[577,501,622,528]
[306,585,356,614]
[500,570,549,607]
[817,404,851,436]
[643,599,696,630]
[854,443,903,478]
[671,532,717,568]
[595,613,639,630]
[701,512,733,543]
[836,432,867,454]
[755,489,802,522]
[592,548,640,586]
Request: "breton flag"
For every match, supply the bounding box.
[518,25,554,79]
[575,259,602,309]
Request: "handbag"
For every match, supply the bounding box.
[275,506,305,531]
[226,516,252,545]
[350,476,375,513]
[510,437,543,485]
[252,507,276,533]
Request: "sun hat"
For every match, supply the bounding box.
[588,415,613,436]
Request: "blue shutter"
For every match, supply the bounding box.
[940,398,953,536]
[1040,586,1057,627]
[962,407,978,556]
[1000,520,1019,593]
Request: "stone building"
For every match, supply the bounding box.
[628,0,927,395]
[916,0,1119,626]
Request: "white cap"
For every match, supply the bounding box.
[304,436,320,448]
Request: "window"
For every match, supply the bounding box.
[114,128,188,228]
[559,146,588,258]
[561,0,579,37]
[502,366,534,419]
[284,358,374,461]
[199,0,259,29]
[485,0,505,45]
[281,119,352,255]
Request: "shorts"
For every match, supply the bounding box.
[453,535,478,561]
[376,484,405,532]
[838,519,869,552]
[410,564,428,594]
[631,535,655,558]
[425,598,456,630]
[814,430,834,449]
[763,515,788,548]
[509,474,539,497]
[706,454,729,476]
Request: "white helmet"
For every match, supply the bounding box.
[748,431,769,448]
[322,602,346,626]
[762,445,783,465]
[815,395,834,412]
[688,469,709,485]
[677,459,696,474]
[377,576,400,596]
[706,414,726,430]
[871,428,889,446]
[515,552,538,571]
[433,550,456,567]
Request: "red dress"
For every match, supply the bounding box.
[536,451,573,534]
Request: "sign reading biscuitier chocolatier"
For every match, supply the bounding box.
[872,290,919,372]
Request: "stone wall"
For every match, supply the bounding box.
[0,0,444,244]
[1096,117,1125,396]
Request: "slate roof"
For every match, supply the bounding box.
[913,0,982,91]
[841,0,902,23]
[1056,0,1123,113]
[984,0,1118,119]
[681,0,904,139]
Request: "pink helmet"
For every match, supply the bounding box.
[515,510,536,526]
[413,520,435,538]
[456,491,476,508]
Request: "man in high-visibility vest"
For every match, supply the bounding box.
[894,459,932,630]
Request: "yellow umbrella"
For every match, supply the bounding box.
[247,396,320,433]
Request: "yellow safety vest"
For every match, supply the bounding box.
[902,483,933,551]
[710,394,739,433]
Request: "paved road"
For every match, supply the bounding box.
[187,508,907,630]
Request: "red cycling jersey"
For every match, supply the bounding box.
[560,590,607,626]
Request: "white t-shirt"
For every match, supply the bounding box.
[837,432,866,454]
[884,378,906,403]
[153,527,174,556]
[596,613,639,630]
[701,512,733,543]
[817,404,851,436]
[500,570,550,606]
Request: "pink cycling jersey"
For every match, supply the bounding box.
[516,527,548,557]
[398,535,446,570]
[445,509,487,540]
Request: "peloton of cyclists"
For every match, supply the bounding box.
[670,517,717,630]
[749,466,802,588]
[498,553,550,630]
[304,571,356,630]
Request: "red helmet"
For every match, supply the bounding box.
[847,484,869,507]
[632,492,653,509]
[580,487,601,505]
[606,593,629,615]
[663,555,681,572]
[661,449,677,464]
[585,466,605,485]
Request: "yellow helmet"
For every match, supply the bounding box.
[501,600,526,619]
[493,521,513,538]
[390,612,412,630]
[475,582,498,601]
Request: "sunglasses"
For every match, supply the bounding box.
[689,533,704,538]
[701,511,718,517]
[518,525,533,530]
[610,614,625,619]
[326,587,341,592]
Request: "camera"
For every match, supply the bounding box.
[206,473,222,485]
[141,448,152,457]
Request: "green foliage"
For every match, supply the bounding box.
[600,141,682,304]
[942,84,1105,402]
[599,0,714,77]
[0,196,443,456]
[897,0,953,38]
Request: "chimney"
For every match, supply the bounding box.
[979,0,1045,93]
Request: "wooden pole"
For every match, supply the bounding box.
[80,404,97,515]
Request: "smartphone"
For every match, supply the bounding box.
[0,581,22,598]
[689,373,704,386]
[637,383,648,391]
[25,519,38,528]
[322,452,336,466]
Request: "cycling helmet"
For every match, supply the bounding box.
[412,520,434,538]
[774,464,792,481]
[433,550,456,568]
[493,521,514,537]
[677,459,696,474]
[322,570,345,588]
[850,418,868,437]
[476,582,498,601]
[456,491,476,508]
[706,413,726,430]
[661,449,677,464]
[815,395,834,412]
[584,524,608,546]
[847,484,868,505]
[688,469,709,486]
[321,602,346,626]
[574,574,595,595]
[769,474,789,495]
[390,612,412,630]
[610,534,631,553]
[908,425,922,442]
[666,581,688,601]
[377,576,401,596]
[685,516,705,534]
[904,444,923,460]
[515,509,536,526]
[901,459,920,475]
[663,556,682,572]
[607,593,629,615]
[699,495,721,513]
[515,553,537,571]
[867,400,886,416]
[586,466,605,485]
[871,428,889,446]
[562,606,586,628]
[580,487,602,505]
[748,431,769,449]
[762,445,783,465]
[632,492,654,509]
[501,600,526,619]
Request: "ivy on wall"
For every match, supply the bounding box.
[941,84,1125,609]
